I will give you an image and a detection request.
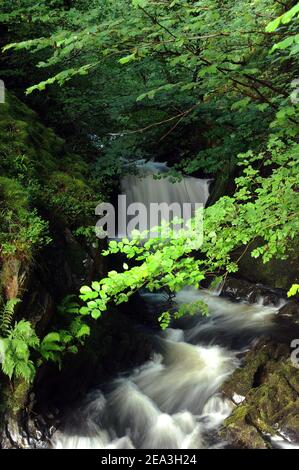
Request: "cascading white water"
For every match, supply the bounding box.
[53,288,280,449]
[121,160,211,208]
[118,160,211,238]
[52,160,284,449]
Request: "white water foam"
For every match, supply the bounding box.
[52,288,282,449]
[52,163,286,449]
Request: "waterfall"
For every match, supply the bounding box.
[53,288,280,449]
[52,160,283,449]
[118,160,211,238]
[121,160,211,208]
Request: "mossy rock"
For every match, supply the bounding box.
[222,339,278,398]
[0,91,101,260]
[221,338,299,447]
[237,238,299,291]
[0,92,107,446]
[222,404,268,448]
[1,376,30,419]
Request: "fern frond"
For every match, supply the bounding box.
[0,298,21,336]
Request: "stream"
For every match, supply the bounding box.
[53,288,281,449]
[52,162,289,449]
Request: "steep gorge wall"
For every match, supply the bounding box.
[0,92,104,331]
[0,93,106,446]
[0,93,153,448]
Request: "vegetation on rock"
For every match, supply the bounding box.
[0,0,298,447]
[221,338,299,448]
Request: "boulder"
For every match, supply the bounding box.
[220,276,283,306]
[221,337,299,448]
[236,239,299,291]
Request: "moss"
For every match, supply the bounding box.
[221,339,299,447]
[0,91,97,192]
[222,404,268,448]
[0,177,29,210]
[0,91,100,260]
[0,178,49,261]
[44,171,98,226]
[222,348,269,397]
[224,403,251,426]
[248,374,298,427]
[1,376,29,418]
[280,412,299,440]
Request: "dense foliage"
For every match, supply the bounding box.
[0,1,298,379]
[2,0,298,169]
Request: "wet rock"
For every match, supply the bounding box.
[236,239,299,291]
[278,301,299,324]
[0,225,107,448]
[0,376,56,449]
[222,405,268,449]
[221,337,299,448]
[220,277,283,306]
[273,301,299,343]
[0,411,55,449]
[32,302,154,420]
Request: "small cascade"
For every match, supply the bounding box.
[121,160,211,208]
[52,289,281,449]
[119,160,211,238]
[52,160,288,449]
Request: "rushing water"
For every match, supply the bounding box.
[121,160,211,209]
[119,160,211,238]
[52,161,289,449]
[53,288,280,449]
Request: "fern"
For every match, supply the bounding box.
[0,320,39,383]
[0,296,91,383]
[0,298,21,336]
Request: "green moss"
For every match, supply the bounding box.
[1,376,29,418]
[222,348,269,397]
[224,404,251,426]
[222,404,268,448]
[0,177,29,210]
[0,176,49,260]
[0,92,100,259]
[44,171,99,226]
[221,339,299,447]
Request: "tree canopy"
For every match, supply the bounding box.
[0,0,298,329]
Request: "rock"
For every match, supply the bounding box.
[206,160,236,207]
[278,301,299,324]
[272,300,299,343]
[221,337,299,448]
[0,411,53,449]
[236,239,299,291]
[0,93,108,448]
[0,220,107,448]
[220,276,283,306]
[222,405,268,449]
[32,303,154,420]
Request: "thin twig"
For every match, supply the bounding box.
[110,102,199,136]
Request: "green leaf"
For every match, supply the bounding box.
[76,324,90,338]
[287,284,299,297]
[42,332,60,343]
[91,309,102,319]
[119,53,136,64]
[79,306,90,315]
[80,285,92,294]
